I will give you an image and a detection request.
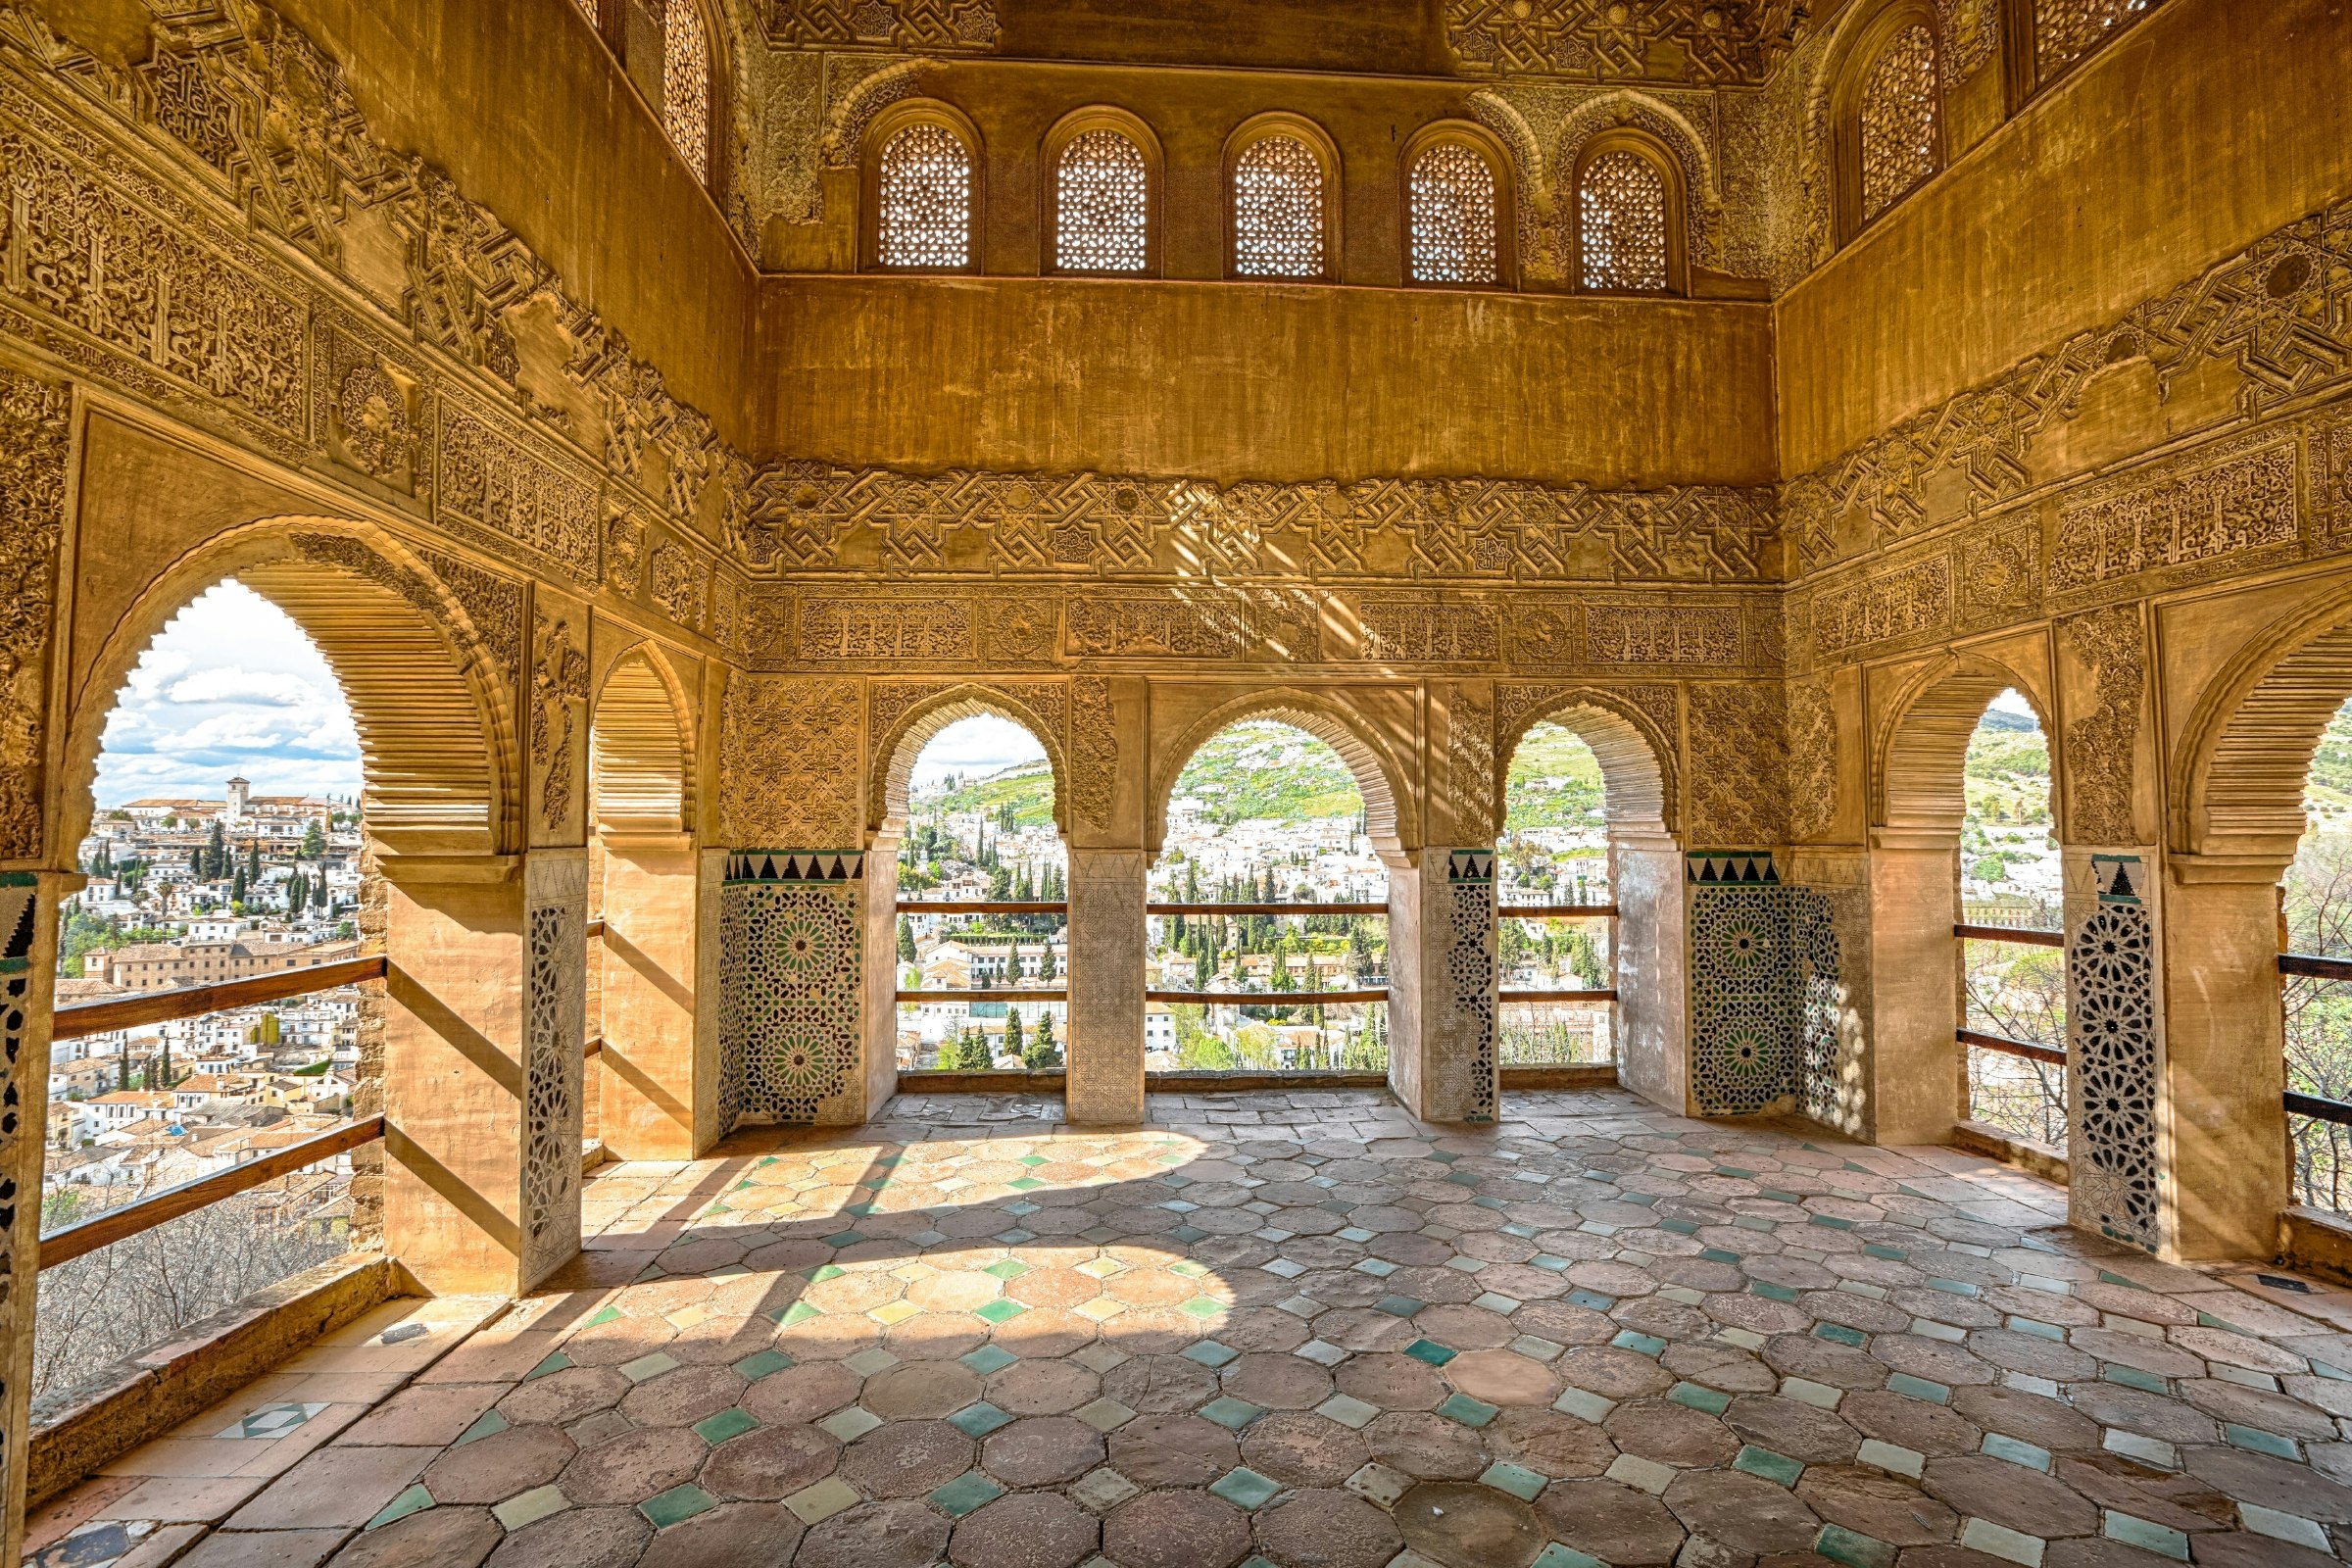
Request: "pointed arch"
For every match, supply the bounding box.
[1874,654,2053,839]
[592,644,694,837]
[1497,690,1677,842]
[2174,583,2352,874]
[871,684,1069,839]
[1150,688,1412,857]
[61,519,516,862]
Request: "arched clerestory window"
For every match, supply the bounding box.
[661,0,717,185]
[1045,111,1159,275]
[576,0,599,24]
[1401,126,1513,287]
[2012,0,2159,97]
[1569,131,1685,295]
[866,105,983,272]
[1833,5,1944,239]
[1226,118,1339,281]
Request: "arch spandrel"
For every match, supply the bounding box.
[60,517,519,863]
[1146,686,1417,858]
[1871,650,2054,842]
[1494,686,1679,844]
[2174,580,2352,875]
[869,682,1072,841]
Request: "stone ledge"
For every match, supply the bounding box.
[1949,1119,2071,1185]
[2280,1204,2352,1287]
[893,1066,1621,1095]
[27,1251,409,1508]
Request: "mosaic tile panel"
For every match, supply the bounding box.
[720,852,864,1132]
[522,856,586,1287]
[1688,853,1796,1116]
[2069,855,2163,1252]
[1445,850,1498,1124]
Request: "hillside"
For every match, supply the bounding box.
[2311,705,2352,812]
[919,759,1055,826]
[1505,722,1605,829]
[1169,722,1363,824]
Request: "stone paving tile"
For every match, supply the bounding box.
[45,1088,2352,1567]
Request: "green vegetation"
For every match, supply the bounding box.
[2308,707,2352,813]
[1503,723,1606,830]
[1169,722,1364,824]
[1963,708,2052,827]
[923,760,1055,828]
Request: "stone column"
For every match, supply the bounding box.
[1067,849,1147,1123]
[1387,850,1497,1125]
[2158,858,2289,1259]
[1613,833,1689,1113]
[595,830,715,1159]
[1,872,61,1565]
[1866,834,1965,1145]
[863,835,905,1115]
[380,851,585,1296]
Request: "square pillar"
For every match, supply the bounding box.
[1867,836,1965,1145]
[1387,850,1497,1125]
[1067,849,1147,1123]
[1,872,62,1565]
[381,851,585,1297]
[718,851,869,1131]
[1613,835,1689,1114]
[595,832,719,1159]
[2160,859,2290,1260]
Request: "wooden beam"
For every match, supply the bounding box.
[1145,904,1388,916]
[40,1116,386,1269]
[1144,990,1390,1004]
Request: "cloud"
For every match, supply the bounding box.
[91,582,363,808]
[164,668,319,707]
[907,715,1050,790]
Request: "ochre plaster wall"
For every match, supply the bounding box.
[1775,0,2352,477]
[275,0,759,448]
[761,279,1776,486]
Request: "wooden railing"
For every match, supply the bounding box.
[1147,989,1389,1005]
[1955,923,2065,948]
[2282,954,2352,1128]
[1499,904,1620,919]
[1957,1027,2067,1067]
[52,956,388,1041]
[897,989,1070,1004]
[1499,989,1621,1004]
[898,901,1068,915]
[40,1115,384,1269]
[1148,902,1388,916]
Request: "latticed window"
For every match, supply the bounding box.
[577,0,599,24]
[1054,129,1149,273]
[1232,135,1326,278]
[1858,24,1938,220]
[1578,151,1669,292]
[877,123,973,269]
[2035,0,2152,79]
[1407,144,1497,285]
[662,0,709,179]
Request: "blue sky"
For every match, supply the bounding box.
[93,582,363,808]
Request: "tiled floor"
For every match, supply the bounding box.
[29,1087,2352,1566]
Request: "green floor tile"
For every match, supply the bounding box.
[1404,1339,1457,1366]
[455,1410,508,1446]
[1668,1382,1732,1414]
[1200,1396,1264,1430]
[1734,1446,1805,1487]
[961,1345,1019,1374]
[931,1473,1005,1517]
[1210,1467,1282,1509]
[733,1348,795,1381]
[366,1485,434,1531]
[694,1407,759,1445]
[1480,1461,1545,1501]
[640,1484,718,1529]
[949,1401,1013,1437]
[1438,1393,1499,1428]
